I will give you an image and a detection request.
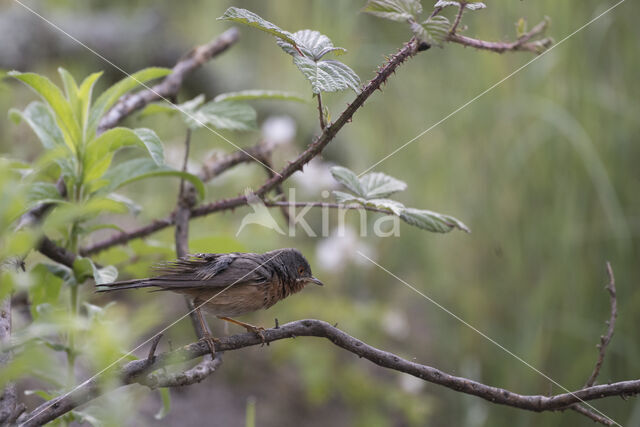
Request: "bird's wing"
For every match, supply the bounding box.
[147,253,270,290]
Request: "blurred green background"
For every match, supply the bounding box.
[1,0,639,426]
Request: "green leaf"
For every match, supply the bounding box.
[362,0,422,22]
[213,90,307,103]
[155,388,171,420]
[58,68,81,123]
[359,172,407,199]
[87,67,171,136]
[100,158,205,199]
[516,18,528,38]
[419,16,451,45]
[77,72,103,132]
[399,208,470,233]
[331,166,406,199]
[92,263,118,285]
[72,257,94,282]
[330,167,364,196]
[26,182,64,206]
[434,1,486,10]
[278,30,347,61]
[277,30,360,94]
[217,7,298,47]
[332,191,405,216]
[9,71,82,151]
[9,102,67,150]
[292,55,360,94]
[30,264,64,319]
[85,127,165,182]
[187,100,257,131]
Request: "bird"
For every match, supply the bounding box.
[97,248,323,355]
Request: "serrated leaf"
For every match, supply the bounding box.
[362,0,422,22]
[278,30,347,61]
[187,100,257,131]
[332,191,405,216]
[87,67,171,137]
[434,1,486,10]
[332,190,360,204]
[292,55,360,94]
[277,30,360,93]
[9,102,67,150]
[399,207,470,233]
[217,7,298,47]
[420,16,451,45]
[213,90,307,103]
[330,167,364,196]
[359,172,408,198]
[100,158,205,199]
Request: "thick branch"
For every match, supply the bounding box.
[20,319,637,426]
[97,27,240,132]
[81,37,423,255]
[37,236,76,268]
[448,18,552,54]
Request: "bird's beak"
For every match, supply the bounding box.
[308,276,324,286]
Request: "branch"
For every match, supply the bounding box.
[20,319,638,426]
[448,18,552,54]
[97,27,240,132]
[36,236,77,268]
[584,262,617,388]
[0,298,25,425]
[263,200,392,215]
[81,37,423,255]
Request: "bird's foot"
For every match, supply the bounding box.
[199,333,220,357]
[245,324,266,344]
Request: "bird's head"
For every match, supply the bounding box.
[275,248,323,287]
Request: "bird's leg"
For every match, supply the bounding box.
[218,316,266,343]
[195,308,219,357]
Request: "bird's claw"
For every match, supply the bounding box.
[199,333,220,357]
[245,325,266,345]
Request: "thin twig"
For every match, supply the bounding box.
[449,2,466,35]
[571,403,615,426]
[447,18,552,54]
[584,262,618,388]
[97,28,240,132]
[20,319,637,426]
[317,93,326,130]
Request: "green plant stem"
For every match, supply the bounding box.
[66,284,78,387]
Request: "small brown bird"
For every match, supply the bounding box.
[97,248,323,354]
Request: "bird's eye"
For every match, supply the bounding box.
[298,266,305,275]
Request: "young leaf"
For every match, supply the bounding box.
[9,102,67,150]
[186,100,257,131]
[278,30,360,93]
[213,90,307,103]
[100,158,205,199]
[58,68,81,122]
[399,207,470,233]
[362,0,422,22]
[330,166,407,199]
[278,30,347,60]
[332,191,405,216]
[73,257,94,283]
[434,0,486,10]
[419,16,451,45]
[9,71,82,151]
[87,67,171,136]
[84,127,165,182]
[359,172,407,199]
[291,55,360,94]
[26,182,65,206]
[217,7,298,47]
[330,166,364,196]
[92,263,118,285]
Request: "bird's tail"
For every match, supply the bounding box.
[96,278,154,292]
